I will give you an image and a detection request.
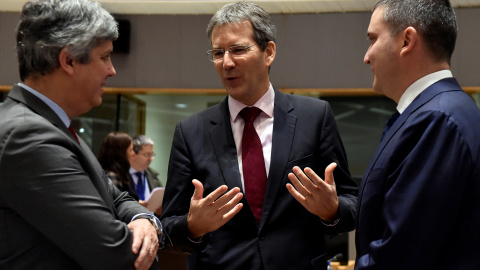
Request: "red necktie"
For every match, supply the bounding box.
[68,126,79,143]
[240,107,267,223]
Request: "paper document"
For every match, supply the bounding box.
[145,187,165,212]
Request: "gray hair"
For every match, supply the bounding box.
[207,1,276,52]
[374,0,457,64]
[132,135,154,153]
[16,0,118,81]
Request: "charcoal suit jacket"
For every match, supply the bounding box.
[0,85,159,269]
[161,89,358,270]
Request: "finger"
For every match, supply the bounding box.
[216,192,243,214]
[129,226,142,255]
[204,184,229,204]
[191,179,204,201]
[221,199,244,221]
[134,236,157,270]
[324,162,337,186]
[288,171,306,192]
[286,183,307,205]
[213,186,241,206]
[292,166,317,190]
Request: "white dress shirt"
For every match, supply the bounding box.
[397,70,453,113]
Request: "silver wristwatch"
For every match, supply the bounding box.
[132,213,163,236]
[148,215,163,236]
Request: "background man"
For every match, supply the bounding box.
[355,0,480,269]
[161,1,357,269]
[0,0,162,269]
[129,135,163,214]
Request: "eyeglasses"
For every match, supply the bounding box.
[138,152,156,158]
[207,44,256,62]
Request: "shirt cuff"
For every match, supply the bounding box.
[321,217,340,227]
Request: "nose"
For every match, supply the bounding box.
[364,47,371,65]
[108,61,116,77]
[222,51,236,69]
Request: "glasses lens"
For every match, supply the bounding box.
[208,49,224,62]
[229,46,248,56]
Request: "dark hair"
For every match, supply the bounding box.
[374,0,457,64]
[207,1,276,52]
[16,0,118,81]
[98,132,132,187]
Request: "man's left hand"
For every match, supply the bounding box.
[286,163,339,222]
[128,218,159,270]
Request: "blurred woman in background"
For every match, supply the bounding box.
[98,131,137,199]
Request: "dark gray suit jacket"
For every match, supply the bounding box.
[161,89,358,270]
[0,85,158,269]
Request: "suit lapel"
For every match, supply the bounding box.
[358,78,463,207]
[8,85,115,210]
[209,97,243,189]
[260,90,296,227]
[9,85,79,144]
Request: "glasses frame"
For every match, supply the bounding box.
[206,44,256,63]
[137,152,156,158]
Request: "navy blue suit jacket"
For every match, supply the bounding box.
[161,89,358,270]
[355,78,480,269]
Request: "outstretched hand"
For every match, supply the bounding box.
[286,163,339,222]
[187,179,243,240]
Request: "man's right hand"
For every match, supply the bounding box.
[187,179,243,240]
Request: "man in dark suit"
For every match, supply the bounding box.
[0,0,162,269]
[161,2,358,269]
[129,135,163,214]
[354,0,480,269]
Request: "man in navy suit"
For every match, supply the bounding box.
[354,0,480,269]
[161,1,357,269]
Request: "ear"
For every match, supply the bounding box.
[400,26,417,57]
[264,41,276,67]
[58,47,75,75]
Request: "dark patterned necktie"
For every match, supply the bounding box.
[240,107,267,223]
[135,172,145,200]
[381,111,400,141]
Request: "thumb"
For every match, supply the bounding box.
[191,179,204,200]
[324,163,337,186]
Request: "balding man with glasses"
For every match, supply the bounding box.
[161,1,357,269]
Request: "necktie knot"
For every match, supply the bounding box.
[240,107,262,123]
[381,111,400,141]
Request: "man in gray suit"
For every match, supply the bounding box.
[0,0,162,269]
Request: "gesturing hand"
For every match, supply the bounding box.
[286,163,339,222]
[187,179,243,240]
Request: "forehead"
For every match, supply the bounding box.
[138,144,153,152]
[368,7,388,35]
[211,21,254,46]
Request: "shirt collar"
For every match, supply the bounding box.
[397,70,453,113]
[129,167,143,175]
[228,83,275,122]
[18,83,71,128]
